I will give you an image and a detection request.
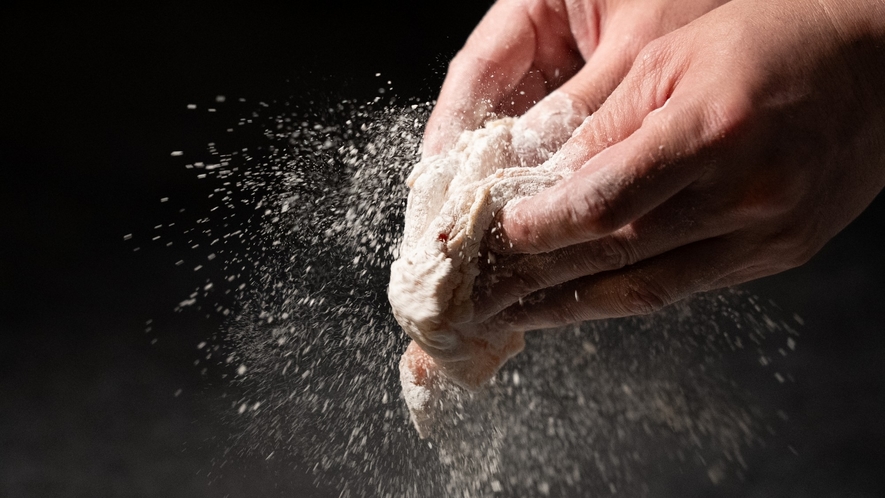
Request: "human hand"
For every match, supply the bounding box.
[398,0,729,397]
[422,0,728,161]
[474,0,885,329]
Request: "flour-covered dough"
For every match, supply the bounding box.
[388,117,574,436]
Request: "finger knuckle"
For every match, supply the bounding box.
[764,191,802,218]
[618,277,670,315]
[579,236,635,273]
[703,93,754,143]
[636,37,672,72]
[732,174,805,221]
[748,224,823,276]
[786,245,816,270]
[568,182,619,236]
[780,225,826,270]
[631,37,677,91]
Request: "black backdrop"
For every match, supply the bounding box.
[2,1,884,497]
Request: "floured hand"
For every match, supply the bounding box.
[480,0,885,331]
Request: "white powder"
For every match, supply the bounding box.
[168,96,794,496]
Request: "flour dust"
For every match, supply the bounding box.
[157,92,800,497]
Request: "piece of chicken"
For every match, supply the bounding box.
[389,118,566,436]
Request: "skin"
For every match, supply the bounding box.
[424,0,885,334]
[422,0,730,159]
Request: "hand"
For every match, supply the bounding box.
[474,0,885,329]
[399,0,729,394]
[422,0,729,160]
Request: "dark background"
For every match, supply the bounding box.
[1,1,884,497]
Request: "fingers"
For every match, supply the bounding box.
[508,40,638,165]
[497,42,711,254]
[503,0,728,166]
[472,187,739,321]
[484,236,742,331]
[422,0,581,157]
[507,16,665,166]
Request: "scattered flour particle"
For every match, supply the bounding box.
[707,464,725,485]
[197,341,207,349]
[171,151,183,156]
[160,197,169,203]
[538,481,550,495]
[174,389,182,397]
[237,364,247,376]
[187,104,196,109]
[123,234,132,240]
[787,337,797,350]
[215,95,226,103]
[491,480,503,493]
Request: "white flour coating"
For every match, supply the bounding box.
[510,91,586,166]
[389,113,581,436]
